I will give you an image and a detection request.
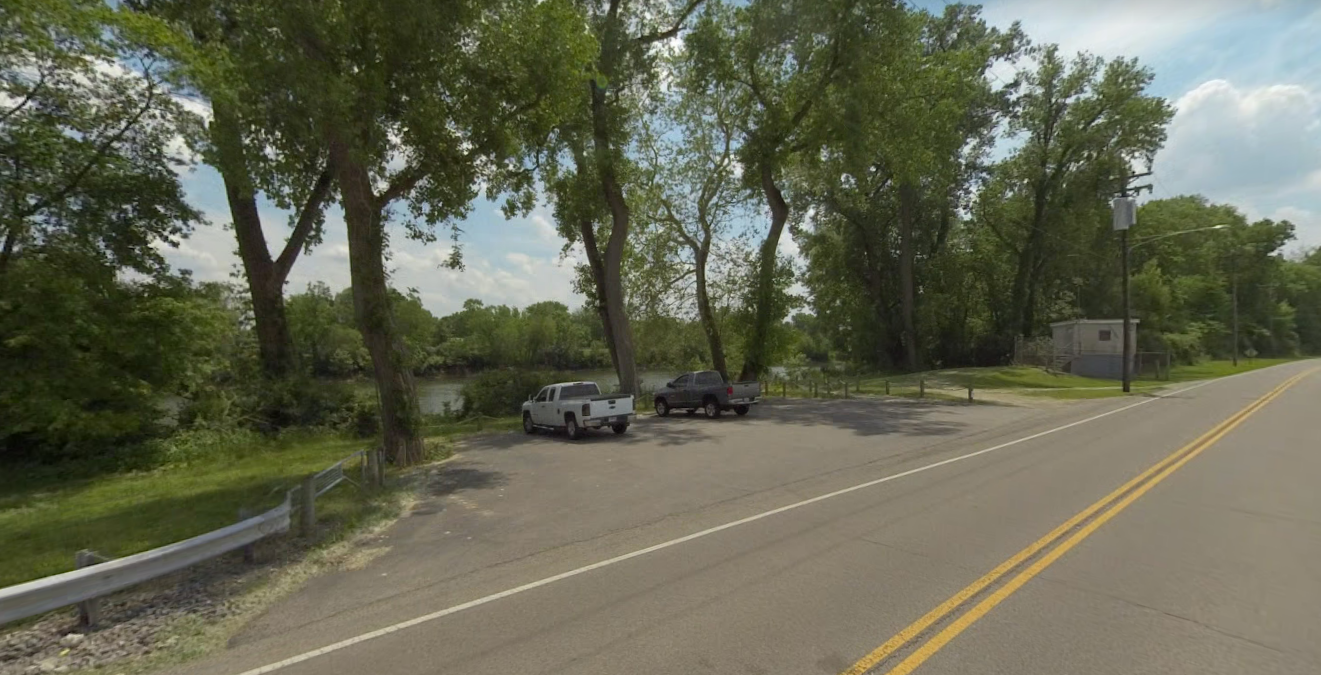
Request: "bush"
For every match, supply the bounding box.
[179,376,376,437]
[1160,330,1206,365]
[460,369,572,419]
[136,425,265,467]
[330,389,381,438]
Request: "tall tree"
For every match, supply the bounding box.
[636,65,746,379]
[127,1,337,380]
[215,0,592,464]
[801,4,1022,370]
[688,0,903,379]
[545,0,707,397]
[990,45,1173,342]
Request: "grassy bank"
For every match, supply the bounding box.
[0,418,518,591]
[762,359,1304,403]
[1019,358,1301,399]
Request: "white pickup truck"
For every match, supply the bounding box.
[521,381,635,440]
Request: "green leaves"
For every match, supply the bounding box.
[1,0,203,277]
[0,247,236,460]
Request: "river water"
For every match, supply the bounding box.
[415,369,678,415]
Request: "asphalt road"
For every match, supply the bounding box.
[182,361,1321,675]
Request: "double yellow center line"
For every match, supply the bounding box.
[842,367,1316,675]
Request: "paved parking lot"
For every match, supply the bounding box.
[182,368,1321,675]
[214,397,1052,658]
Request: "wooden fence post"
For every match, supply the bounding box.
[919,378,926,398]
[75,551,101,629]
[885,380,890,396]
[967,383,974,403]
[300,474,316,537]
[782,381,787,398]
[844,381,849,398]
[366,447,382,488]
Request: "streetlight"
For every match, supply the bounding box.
[1112,199,1229,393]
[1129,224,1229,248]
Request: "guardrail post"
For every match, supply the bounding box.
[885,380,890,396]
[75,551,101,628]
[238,508,256,563]
[919,378,926,398]
[967,383,974,403]
[367,448,383,488]
[300,474,316,537]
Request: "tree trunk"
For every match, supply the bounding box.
[329,135,424,466]
[1008,189,1049,339]
[579,218,620,376]
[212,104,302,378]
[739,162,790,381]
[898,182,920,372]
[589,78,639,397]
[0,226,17,277]
[601,192,639,396]
[224,176,297,378]
[694,243,728,380]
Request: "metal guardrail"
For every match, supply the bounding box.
[313,450,363,497]
[0,496,291,625]
[0,449,368,627]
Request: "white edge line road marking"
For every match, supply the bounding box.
[235,371,1264,675]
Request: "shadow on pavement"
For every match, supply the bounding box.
[425,465,507,498]
[465,417,716,450]
[736,398,968,437]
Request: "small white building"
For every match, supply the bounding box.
[1050,319,1138,380]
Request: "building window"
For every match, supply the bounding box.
[1098,329,1112,341]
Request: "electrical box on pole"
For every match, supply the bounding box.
[1112,197,1136,231]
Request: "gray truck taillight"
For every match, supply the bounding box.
[582,403,590,417]
[726,386,733,395]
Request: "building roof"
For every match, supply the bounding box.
[1049,319,1140,327]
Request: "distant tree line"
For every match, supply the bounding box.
[4,0,1319,468]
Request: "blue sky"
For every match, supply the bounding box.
[163,0,1321,316]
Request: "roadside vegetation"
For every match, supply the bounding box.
[3,0,1320,616]
[0,416,522,590]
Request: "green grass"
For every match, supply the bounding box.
[0,419,519,590]
[1155,357,1299,383]
[862,366,1112,391]
[417,414,522,438]
[766,359,1307,403]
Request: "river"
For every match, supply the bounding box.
[415,369,678,415]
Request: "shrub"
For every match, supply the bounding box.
[179,376,375,437]
[330,389,382,438]
[460,369,573,419]
[1160,331,1205,365]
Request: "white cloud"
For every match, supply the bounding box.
[153,236,230,279]
[392,246,455,272]
[1152,79,1321,249]
[1158,80,1321,199]
[531,214,559,242]
[504,252,535,275]
[1270,206,1321,249]
[981,0,1250,61]
[499,206,561,244]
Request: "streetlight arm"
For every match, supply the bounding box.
[1129,224,1229,249]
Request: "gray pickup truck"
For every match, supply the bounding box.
[652,370,761,418]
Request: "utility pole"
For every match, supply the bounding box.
[1230,251,1239,366]
[1112,171,1152,394]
